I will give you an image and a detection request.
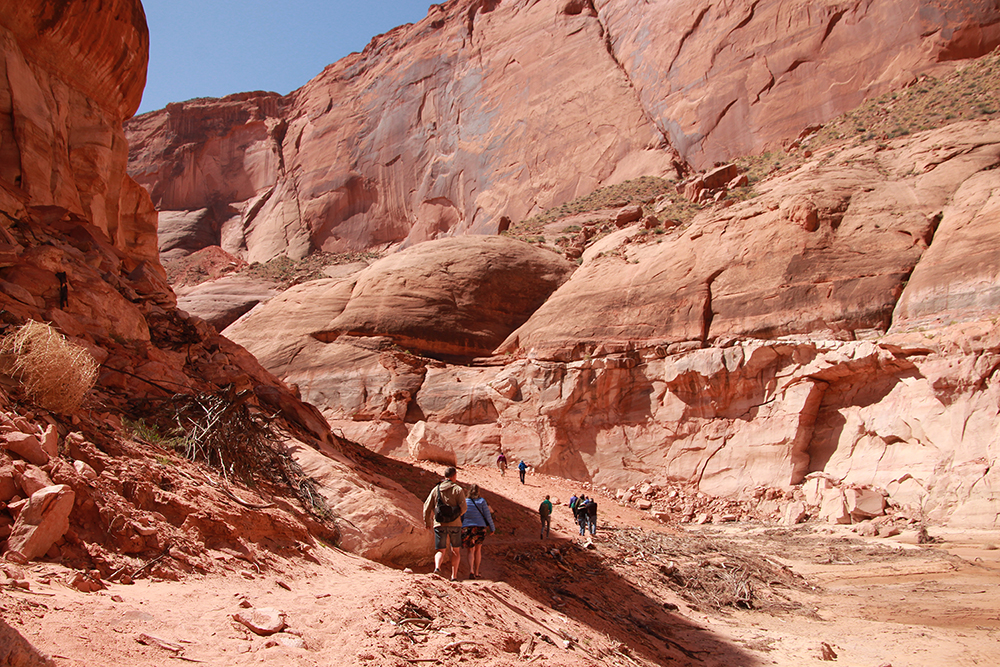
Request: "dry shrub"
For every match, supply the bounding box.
[0,320,97,413]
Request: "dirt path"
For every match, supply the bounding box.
[3,462,999,666]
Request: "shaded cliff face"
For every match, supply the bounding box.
[126,0,1000,265]
[0,0,429,568]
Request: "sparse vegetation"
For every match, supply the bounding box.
[511,176,677,236]
[0,320,98,414]
[813,49,1000,147]
[132,388,335,521]
[240,249,385,287]
[737,48,1000,181]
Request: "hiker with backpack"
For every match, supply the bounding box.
[423,466,467,581]
[461,484,495,579]
[574,495,589,535]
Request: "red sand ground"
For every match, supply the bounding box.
[4,462,999,666]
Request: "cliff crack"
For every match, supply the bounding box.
[712,1,760,69]
[702,270,723,343]
[594,4,674,151]
[820,9,848,47]
[668,6,710,73]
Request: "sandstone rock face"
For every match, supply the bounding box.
[176,275,282,331]
[596,0,1000,169]
[126,0,1000,263]
[0,0,433,564]
[499,120,1000,359]
[0,0,157,267]
[232,120,1000,528]
[315,236,575,361]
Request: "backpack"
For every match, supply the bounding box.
[434,484,462,523]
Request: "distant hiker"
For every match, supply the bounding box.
[569,493,578,512]
[497,452,508,476]
[518,459,528,484]
[585,496,598,536]
[462,484,495,579]
[423,466,466,581]
[575,495,589,535]
[539,495,553,539]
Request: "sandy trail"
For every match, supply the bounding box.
[3,462,999,666]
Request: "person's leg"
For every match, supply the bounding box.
[434,548,446,573]
[450,545,461,579]
[589,516,596,535]
[472,544,483,576]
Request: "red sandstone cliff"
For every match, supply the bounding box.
[121,0,1000,527]
[0,0,427,568]
[126,0,1000,264]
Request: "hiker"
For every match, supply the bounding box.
[422,466,466,581]
[539,494,552,539]
[518,459,528,484]
[462,484,495,579]
[569,493,578,512]
[574,495,589,535]
[586,495,598,536]
[496,451,508,476]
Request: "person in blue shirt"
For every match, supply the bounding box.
[461,484,495,579]
[518,459,528,484]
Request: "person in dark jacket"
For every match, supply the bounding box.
[586,496,598,536]
[422,467,466,581]
[575,495,589,535]
[518,459,528,484]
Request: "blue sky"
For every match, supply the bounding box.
[137,0,433,115]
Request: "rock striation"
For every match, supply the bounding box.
[126,0,1000,264]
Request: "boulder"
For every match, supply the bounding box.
[0,464,18,502]
[803,475,837,507]
[0,618,56,667]
[317,236,575,361]
[819,488,851,525]
[14,465,52,497]
[73,460,99,481]
[233,608,286,636]
[845,487,886,520]
[6,485,76,561]
[615,205,643,227]
[783,501,808,526]
[3,432,48,466]
[39,424,59,459]
[406,422,457,466]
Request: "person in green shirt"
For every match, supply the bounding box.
[539,495,552,539]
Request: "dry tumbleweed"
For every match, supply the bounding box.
[0,320,97,413]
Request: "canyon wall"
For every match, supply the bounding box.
[126,0,1000,264]
[227,118,1000,527]
[0,0,428,565]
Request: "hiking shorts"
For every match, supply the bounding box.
[462,526,488,548]
[434,525,462,550]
